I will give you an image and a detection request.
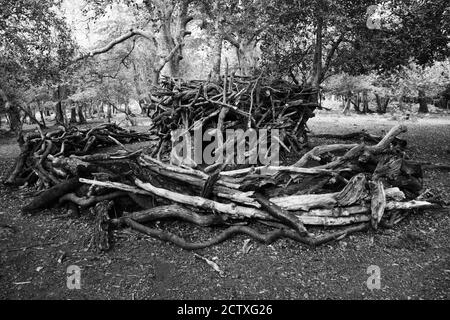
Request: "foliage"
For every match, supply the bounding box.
[0,0,75,98]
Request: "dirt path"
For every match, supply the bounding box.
[0,115,449,300]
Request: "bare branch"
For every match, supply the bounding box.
[320,33,345,81]
[74,29,156,62]
[223,33,240,49]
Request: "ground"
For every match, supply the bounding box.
[0,112,449,300]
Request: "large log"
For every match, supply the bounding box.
[79,178,437,226]
[22,178,81,213]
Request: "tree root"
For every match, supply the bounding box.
[122,218,369,250]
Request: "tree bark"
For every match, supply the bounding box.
[210,1,223,83]
[362,90,369,113]
[0,88,21,133]
[54,85,66,125]
[309,10,323,91]
[375,93,389,114]
[77,104,86,124]
[106,103,112,123]
[69,105,77,123]
[418,89,428,113]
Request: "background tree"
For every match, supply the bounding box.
[0,0,75,132]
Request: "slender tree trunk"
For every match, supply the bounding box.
[210,0,223,82]
[77,104,86,124]
[55,101,65,124]
[39,110,46,127]
[151,69,160,85]
[55,85,65,125]
[383,97,390,113]
[310,13,323,90]
[398,95,404,112]
[418,89,428,113]
[125,104,131,116]
[106,103,112,123]
[69,106,77,123]
[375,93,388,114]
[211,35,223,82]
[307,8,323,105]
[343,93,351,115]
[362,90,370,113]
[353,93,361,113]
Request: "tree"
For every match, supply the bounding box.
[77,0,195,84]
[335,0,449,74]
[324,73,376,114]
[260,0,449,92]
[396,60,450,113]
[0,0,74,132]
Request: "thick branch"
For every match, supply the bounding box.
[74,29,156,62]
[123,219,369,250]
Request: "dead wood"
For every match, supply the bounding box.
[5,103,438,251]
[22,178,81,213]
[111,204,227,227]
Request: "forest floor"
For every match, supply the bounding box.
[0,112,449,300]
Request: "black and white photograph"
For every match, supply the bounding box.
[0,0,449,305]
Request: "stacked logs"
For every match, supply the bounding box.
[148,76,319,159]
[4,123,440,250]
[4,123,153,188]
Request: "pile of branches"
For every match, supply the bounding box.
[4,123,441,251]
[148,75,319,158]
[4,123,153,188]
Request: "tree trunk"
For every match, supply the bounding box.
[352,93,361,113]
[39,110,46,127]
[309,12,323,91]
[398,95,404,112]
[234,40,259,76]
[383,97,390,113]
[151,69,160,85]
[7,104,22,133]
[125,104,131,116]
[151,0,191,79]
[0,88,22,133]
[69,106,77,123]
[306,8,323,105]
[55,85,65,125]
[343,94,351,115]
[375,93,389,114]
[418,89,428,113]
[106,103,112,123]
[160,11,179,77]
[38,102,46,128]
[77,104,86,124]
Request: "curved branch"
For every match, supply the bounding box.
[111,204,227,227]
[123,218,369,250]
[59,191,128,208]
[74,29,156,62]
